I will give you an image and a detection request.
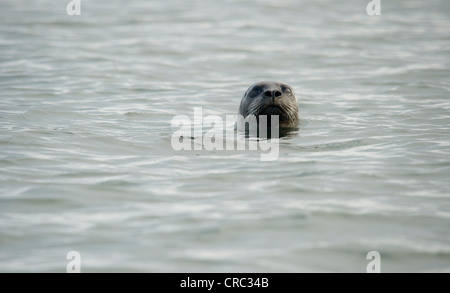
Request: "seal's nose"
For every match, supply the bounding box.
[264,90,282,102]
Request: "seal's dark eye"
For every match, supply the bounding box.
[282,86,292,96]
[249,87,262,98]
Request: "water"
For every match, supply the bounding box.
[1,0,450,272]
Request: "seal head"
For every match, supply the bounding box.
[237,81,299,129]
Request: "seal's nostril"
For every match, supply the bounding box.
[274,91,282,98]
[264,91,272,97]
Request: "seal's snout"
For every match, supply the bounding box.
[264,90,282,102]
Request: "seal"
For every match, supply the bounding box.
[237,81,299,129]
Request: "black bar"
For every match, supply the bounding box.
[0,272,412,292]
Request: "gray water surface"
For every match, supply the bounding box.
[1,0,450,272]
